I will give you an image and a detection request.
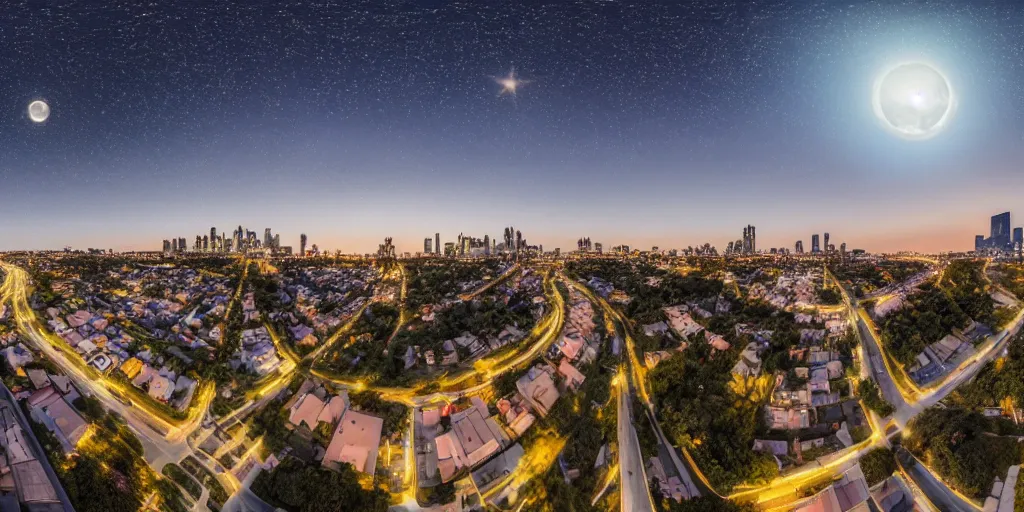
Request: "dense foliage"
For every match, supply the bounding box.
[880,260,995,369]
[251,457,389,512]
[880,281,969,368]
[649,340,778,492]
[404,260,503,310]
[831,260,928,297]
[858,448,896,486]
[857,379,894,417]
[905,407,1023,499]
[940,260,995,325]
[348,390,408,437]
[656,495,756,512]
[952,332,1024,412]
[30,406,188,512]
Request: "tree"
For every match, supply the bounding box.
[859,448,896,486]
[857,379,895,417]
[251,457,389,512]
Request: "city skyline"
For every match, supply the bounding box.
[8,210,1017,255]
[4,2,1024,253]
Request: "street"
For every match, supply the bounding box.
[617,373,656,512]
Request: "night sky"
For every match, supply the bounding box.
[3,1,1024,253]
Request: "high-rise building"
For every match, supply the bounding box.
[975,235,986,252]
[1014,227,1023,250]
[595,243,603,254]
[264,228,273,248]
[811,234,820,254]
[992,212,1012,248]
[435,233,441,255]
[795,241,804,254]
[823,233,830,254]
[300,233,307,257]
[444,242,455,256]
[424,238,432,254]
[740,225,756,254]
[162,240,171,253]
[203,235,209,251]
[840,242,848,264]
[210,227,217,251]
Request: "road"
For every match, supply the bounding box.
[310,272,567,407]
[854,309,911,414]
[896,306,1024,425]
[458,263,521,301]
[616,370,655,512]
[0,261,196,469]
[564,277,704,499]
[828,263,1023,509]
[896,448,979,512]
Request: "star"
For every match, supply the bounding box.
[495,67,529,96]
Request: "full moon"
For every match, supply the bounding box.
[872,62,955,140]
[28,100,50,123]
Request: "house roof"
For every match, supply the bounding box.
[558,359,586,389]
[44,398,88,446]
[289,393,326,429]
[323,409,383,474]
[316,395,348,426]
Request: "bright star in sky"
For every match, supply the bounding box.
[495,67,529,96]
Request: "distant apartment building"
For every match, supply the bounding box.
[424,238,432,254]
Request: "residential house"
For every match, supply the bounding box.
[323,409,384,475]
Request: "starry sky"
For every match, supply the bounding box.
[3,0,1024,254]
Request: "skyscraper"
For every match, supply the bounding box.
[811,234,820,254]
[795,240,803,254]
[992,212,1012,249]
[435,233,441,255]
[484,235,490,256]
[210,227,217,252]
[264,228,273,248]
[740,225,756,254]
[424,237,432,254]
[300,233,307,257]
[1015,228,1023,251]
[823,232,830,253]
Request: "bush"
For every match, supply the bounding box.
[857,379,895,417]
[250,457,389,512]
[859,448,896,486]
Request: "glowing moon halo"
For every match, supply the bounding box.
[872,61,955,140]
[28,100,50,123]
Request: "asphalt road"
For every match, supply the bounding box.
[618,380,655,512]
[0,262,195,469]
